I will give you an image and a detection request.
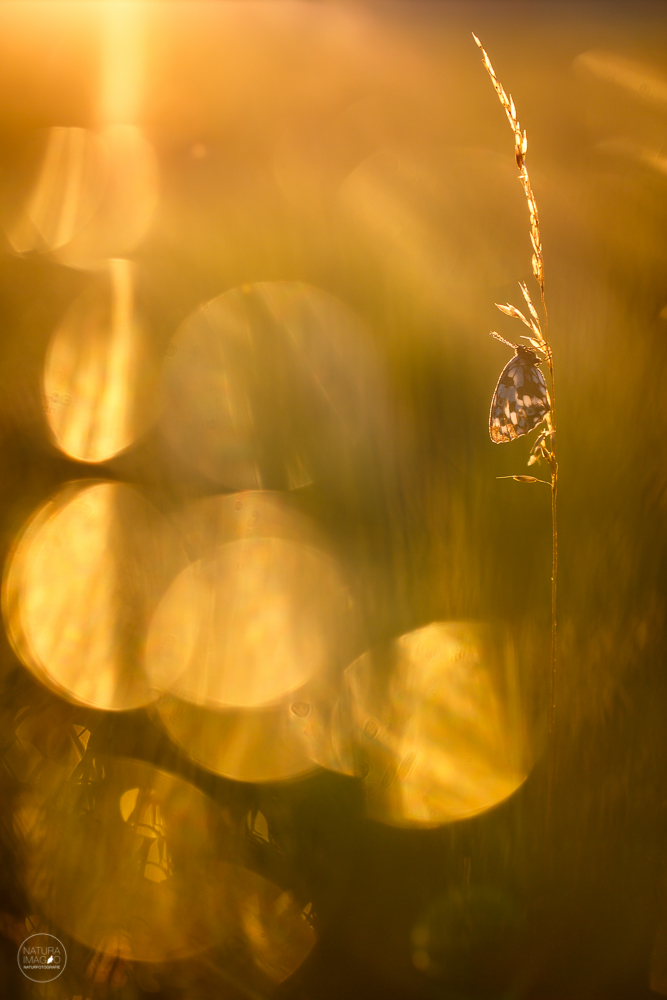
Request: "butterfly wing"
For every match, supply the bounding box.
[489,355,550,443]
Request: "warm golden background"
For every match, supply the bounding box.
[0,2,666,998]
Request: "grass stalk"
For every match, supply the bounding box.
[473,34,559,827]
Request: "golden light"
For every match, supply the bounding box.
[98,0,146,127]
[5,127,103,255]
[3,480,186,710]
[0,3,662,996]
[154,695,319,784]
[15,756,316,977]
[146,536,350,709]
[43,258,159,461]
[145,489,355,711]
[346,622,529,827]
[159,282,387,491]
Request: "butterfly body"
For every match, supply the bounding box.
[489,343,550,443]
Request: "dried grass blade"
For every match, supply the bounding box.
[520,335,546,352]
[496,475,551,485]
[519,281,540,323]
[495,302,534,331]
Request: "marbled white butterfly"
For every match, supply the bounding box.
[489,334,550,443]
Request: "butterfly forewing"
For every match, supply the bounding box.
[489,346,550,443]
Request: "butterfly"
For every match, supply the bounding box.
[489,333,550,443]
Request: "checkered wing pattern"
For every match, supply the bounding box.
[489,347,550,443]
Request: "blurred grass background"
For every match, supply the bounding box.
[0,2,666,997]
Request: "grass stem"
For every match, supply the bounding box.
[474,33,558,832]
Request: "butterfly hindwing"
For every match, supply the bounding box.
[489,347,550,443]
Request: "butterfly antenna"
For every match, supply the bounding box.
[489,331,516,349]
